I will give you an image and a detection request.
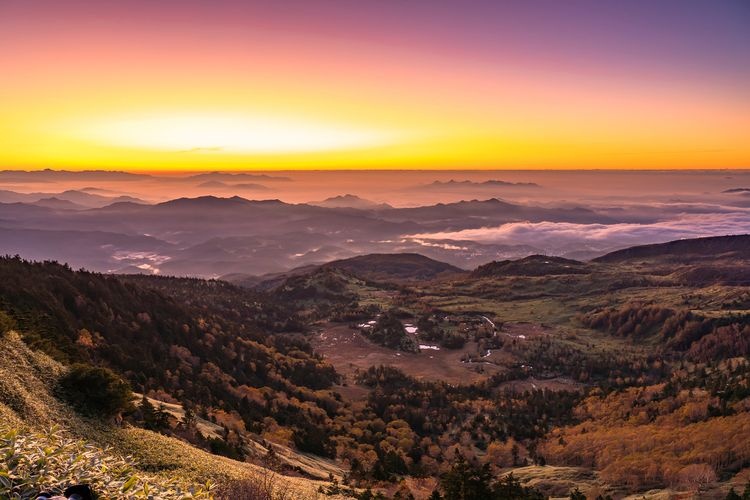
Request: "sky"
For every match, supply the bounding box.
[1,0,749,170]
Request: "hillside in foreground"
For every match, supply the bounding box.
[0,330,335,499]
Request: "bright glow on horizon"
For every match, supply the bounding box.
[69,113,393,154]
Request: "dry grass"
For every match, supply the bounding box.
[136,393,346,482]
[312,322,502,387]
[0,424,213,499]
[0,331,348,500]
[504,465,604,498]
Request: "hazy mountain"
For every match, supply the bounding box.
[416,179,540,189]
[182,171,291,183]
[0,226,173,272]
[0,169,148,183]
[310,194,392,210]
[52,190,147,207]
[379,198,612,230]
[0,188,147,208]
[31,197,88,210]
[196,180,270,190]
[0,194,619,277]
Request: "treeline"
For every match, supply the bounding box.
[579,302,750,359]
[539,359,750,490]
[491,335,668,389]
[331,365,581,481]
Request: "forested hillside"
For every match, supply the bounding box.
[0,257,341,457]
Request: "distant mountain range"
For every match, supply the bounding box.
[182,171,291,183]
[309,194,392,210]
[415,179,540,189]
[0,189,146,208]
[0,169,148,183]
[1,192,744,278]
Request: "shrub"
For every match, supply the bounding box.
[0,310,16,336]
[214,467,298,500]
[0,424,212,498]
[440,332,466,349]
[59,363,133,418]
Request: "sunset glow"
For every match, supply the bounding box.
[66,113,393,154]
[1,0,749,170]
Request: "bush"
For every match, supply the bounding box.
[440,332,466,349]
[0,424,212,498]
[0,309,16,336]
[59,363,133,418]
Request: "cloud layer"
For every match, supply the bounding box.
[407,212,750,255]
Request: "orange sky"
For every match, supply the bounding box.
[1,1,749,170]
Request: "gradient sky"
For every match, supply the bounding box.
[1,0,749,170]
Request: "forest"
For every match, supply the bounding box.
[2,244,750,498]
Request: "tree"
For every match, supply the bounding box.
[366,310,418,352]
[726,488,741,500]
[0,310,16,335]
[182,402,196,429]
[440,454,493,500]
[393,483,415,500]
[677,464,717,490]
[441,332,466,350]
[357,489,387,500]
[139,394,157,429]
[493,473,544,500]
[155,404,171,429]
[59,363,133,418]
[570,488,586,500]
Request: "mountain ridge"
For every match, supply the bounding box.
[593,234,750,263]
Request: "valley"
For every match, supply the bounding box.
[2,234,750,498]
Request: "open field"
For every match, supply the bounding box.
[311,322,503,387]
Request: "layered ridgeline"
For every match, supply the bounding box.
[1,235,750,498]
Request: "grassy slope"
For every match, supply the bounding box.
[0,330,340,499]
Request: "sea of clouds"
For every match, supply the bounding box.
[407,211,750,256]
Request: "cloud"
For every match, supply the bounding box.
[406,212,750,254]
[410,239,468,251]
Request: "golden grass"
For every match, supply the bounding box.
[0,331,346,499]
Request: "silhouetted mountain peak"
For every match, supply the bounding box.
[156,195,251,208]
[311,194,392,210]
